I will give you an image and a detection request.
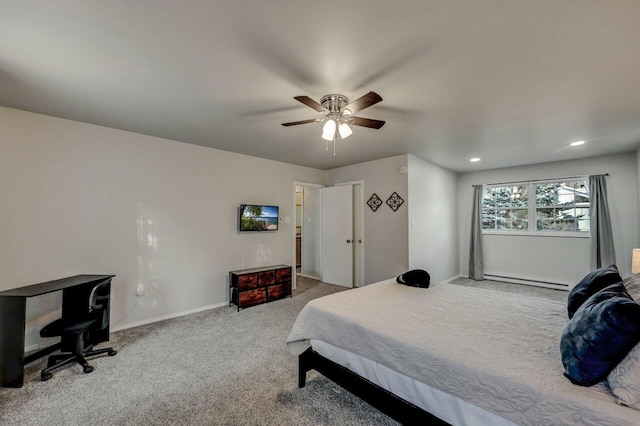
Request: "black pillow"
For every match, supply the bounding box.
[561,283,640,386]
[567,265,622,319]
[396,269,430,288]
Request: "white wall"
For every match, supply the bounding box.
[457,153,639,286]
[407,155,458,282]
[0,107,325,347]
[326,155,409,284]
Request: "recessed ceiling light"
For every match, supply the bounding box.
[570,140,585,146]
[469,157,481,162]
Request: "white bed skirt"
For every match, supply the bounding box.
[310,339,517,426]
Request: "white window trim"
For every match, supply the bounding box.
[482,177,589,237]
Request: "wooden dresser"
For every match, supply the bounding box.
[229,264,292,311]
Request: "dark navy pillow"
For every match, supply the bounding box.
[396,269,430,288]
[567,265,622,319]
[561,283,640,386]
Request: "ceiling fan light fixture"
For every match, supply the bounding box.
[282,92,385,154]
[322,119,336,140]
[338,122,353,139]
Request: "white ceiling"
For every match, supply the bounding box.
[1,1,640,172]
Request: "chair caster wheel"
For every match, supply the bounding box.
[83,365,93,374]
[108,350,117,356]
[41,372,53,381]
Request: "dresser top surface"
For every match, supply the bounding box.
[229,265,291,275]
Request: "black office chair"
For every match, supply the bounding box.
[40,278,117,381]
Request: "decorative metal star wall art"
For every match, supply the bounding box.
[386,192,404,211]
[367,193,383,212]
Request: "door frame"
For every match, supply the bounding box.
[292,181,324,290]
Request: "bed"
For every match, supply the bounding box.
[286,278,640,425]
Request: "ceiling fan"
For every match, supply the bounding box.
[282,91,385,155]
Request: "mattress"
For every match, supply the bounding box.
[287,279,640,426]
[311,339,517,426]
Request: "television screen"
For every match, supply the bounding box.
[238,205,279,232]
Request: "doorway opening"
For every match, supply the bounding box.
[292,181,364,290]
[295,187,302,274]
[293,183,323,290]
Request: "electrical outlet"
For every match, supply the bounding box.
[136,283,145,296]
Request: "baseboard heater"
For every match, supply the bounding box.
[484,274,569,291]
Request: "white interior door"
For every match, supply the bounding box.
[321,185,353,287]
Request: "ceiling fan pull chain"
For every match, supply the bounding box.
[325,140,329,151]
[333,137,336,156]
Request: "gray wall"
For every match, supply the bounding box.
[326,155,409,284]
[0,107,325,348]
[457,153,639,285]
[407,155,459,282]
[6,104,638,351]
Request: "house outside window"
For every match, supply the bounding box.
[482,179,589,236]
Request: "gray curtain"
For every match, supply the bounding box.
[589,174,616,269]
[469,185,484,280]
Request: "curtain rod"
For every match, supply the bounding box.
[475,173,608,187]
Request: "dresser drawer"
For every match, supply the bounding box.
[258,271,276,286]
[239,288,266,307]
[237,273,258,290]
[276,268,291,283]
[267,284,289,301]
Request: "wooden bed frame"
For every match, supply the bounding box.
[298,348,450,425]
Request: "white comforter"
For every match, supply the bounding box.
[286,279,640,426]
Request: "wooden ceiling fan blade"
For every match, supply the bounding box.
[344,91,383,114]
[281,119,318,127]
[294,96,327,112]
[349,117,385,129]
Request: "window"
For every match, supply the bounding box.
[535,181,590,232]
[482,185,529,231]
[482,179,589,235]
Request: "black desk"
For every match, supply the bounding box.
[0,274,114,388]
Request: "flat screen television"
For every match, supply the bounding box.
[238,204,279,232]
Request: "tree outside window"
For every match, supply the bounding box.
[482,185,528,231]
[535,181,589,232]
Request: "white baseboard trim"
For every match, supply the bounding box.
[443,274,462,283]
[484,274,569,291]
[25,340,58,354]
[25,302,230,353]
[111,301,230,333]
[297,273,320,280]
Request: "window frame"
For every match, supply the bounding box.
[481,178,590,238]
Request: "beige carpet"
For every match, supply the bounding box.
[448,276,568,302]
[0,280,397,426]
